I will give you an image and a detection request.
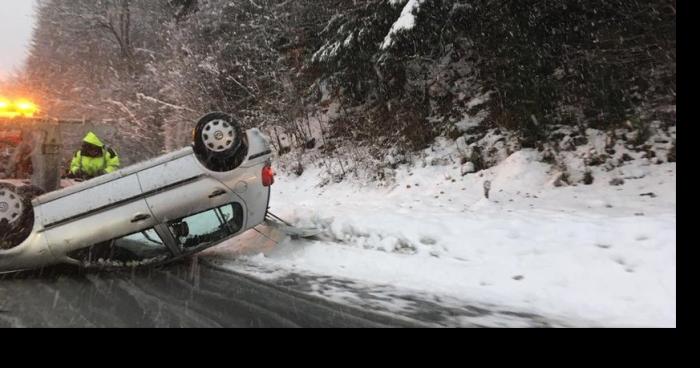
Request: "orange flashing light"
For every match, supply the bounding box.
[0,97,40,118]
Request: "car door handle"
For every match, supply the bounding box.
[209,189,227,199]
[131,214,152,223]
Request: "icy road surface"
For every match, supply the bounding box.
[0,262,422,328]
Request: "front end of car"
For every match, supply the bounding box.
[0,229,55,274]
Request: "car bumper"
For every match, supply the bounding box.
[0,233,55,273]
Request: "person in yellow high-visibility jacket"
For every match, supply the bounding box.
[69,132,120,180]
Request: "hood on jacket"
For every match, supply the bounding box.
[82,132,104,148]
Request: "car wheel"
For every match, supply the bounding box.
[0,183,26,229]
[193,112,247,172]
[0,183,35,249]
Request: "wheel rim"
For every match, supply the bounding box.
[201,119,236,153]
[0,186,24,226]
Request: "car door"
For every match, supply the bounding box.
[135,154,248,253]
[136,154,247,226]
[39,174,162,258]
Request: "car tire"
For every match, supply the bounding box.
[193,112,247,172]
[0,183,37,249]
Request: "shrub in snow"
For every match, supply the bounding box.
[293,163,305,177]
[461,162,476,176]
[610,178,625,186]
[552,172,570,188]
[483,180,492,199]
[585,153,610,167]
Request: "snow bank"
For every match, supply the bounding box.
[206,140,675,327]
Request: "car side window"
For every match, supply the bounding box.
[169,203,244,251]
[69,229,172,267]
[220,203,244,234]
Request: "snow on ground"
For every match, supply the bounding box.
[207,139,676,327]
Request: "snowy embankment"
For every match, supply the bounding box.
[206,135,675,327]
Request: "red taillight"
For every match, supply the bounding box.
[262,164,275,187]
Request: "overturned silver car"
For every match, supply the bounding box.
[0,112,275,273]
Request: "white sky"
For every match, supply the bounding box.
[0,1,36,80]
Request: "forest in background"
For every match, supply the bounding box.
[2,0,676,171]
